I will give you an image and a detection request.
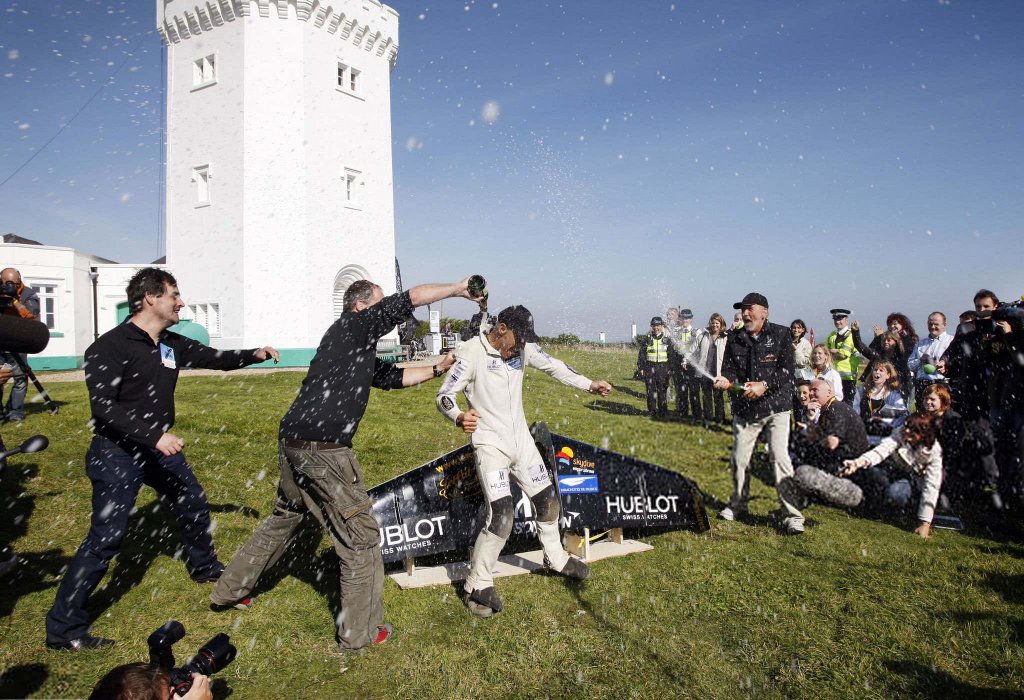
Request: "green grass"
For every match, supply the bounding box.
[1,348,1022,699]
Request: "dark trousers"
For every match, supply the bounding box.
[212,440,383,651]
[991,406,1024,505]
[841,379,856,405]
[674,369,701,418]
[699,378,726,423]
[0,351,28,419]
[45,437,220,643]
[644,363,670,417]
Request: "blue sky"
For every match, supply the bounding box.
[1,0,1022,340]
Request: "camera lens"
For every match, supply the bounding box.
[184,633,237,676]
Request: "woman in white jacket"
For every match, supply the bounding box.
[694,313,728,426]
[840,412,943,538]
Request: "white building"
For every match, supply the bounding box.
[0,236,163,370]
[158,0,401,365]
[1,0,403,370]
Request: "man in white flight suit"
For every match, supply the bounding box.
[436,305,613,618]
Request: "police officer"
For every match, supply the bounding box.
[671,309,701,420]
[826,308,860,404]
[639,317,671,418]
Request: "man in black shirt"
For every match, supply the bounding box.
[45,268,279,651]
[789,378,879,510]
[713,292,804,534]
[211,277,477,664]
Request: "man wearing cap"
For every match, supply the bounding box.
[437,305,612,618]
[713,292,805,534]
[638,316,672,418]
[826,309,860,404]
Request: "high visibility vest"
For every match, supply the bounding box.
[826,330,860,379]
[646,336,668,363]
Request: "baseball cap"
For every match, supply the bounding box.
[733,292,768,310]
[497,305,540,348]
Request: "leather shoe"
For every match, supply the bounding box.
[191,564,225,583]
[46,634,115,651]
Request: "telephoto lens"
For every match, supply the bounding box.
[183,633,237,677]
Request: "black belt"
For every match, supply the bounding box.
[282,437,349,450]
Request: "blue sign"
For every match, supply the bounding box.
[558,474,599,494]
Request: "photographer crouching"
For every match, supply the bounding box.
[0,267,40,423]
[89,620,235,699]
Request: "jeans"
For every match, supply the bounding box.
[212,440,384,651]
[728,411,803,525]
[45,437,221,643]
[0,351,27,419]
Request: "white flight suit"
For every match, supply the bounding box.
[436,331,594,593]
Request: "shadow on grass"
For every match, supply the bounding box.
[981,570,1024,605]
[585,400,651,418]
[0,663,49,699]
[88,499,263,621]
[883,659,1024,699]
[941,610,1024,646]
[0,458,74,617]
[609,383,646,400]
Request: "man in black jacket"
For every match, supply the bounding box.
[713,292,804,534]
[45,268,279,651]
[211,277,476,664]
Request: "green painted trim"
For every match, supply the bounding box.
[248,348,316,368]
[28,355,82,371]
[48,331,65,338]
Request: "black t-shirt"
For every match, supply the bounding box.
[87,321,263,449]
[278,292,412,445]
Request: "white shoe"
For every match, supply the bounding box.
[718,507,736,521]
[784,518,805,535]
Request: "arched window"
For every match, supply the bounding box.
[332,265,372,319]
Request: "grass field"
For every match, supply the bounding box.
[1,347,1022,699]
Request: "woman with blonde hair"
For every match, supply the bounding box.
[809,343,844,402]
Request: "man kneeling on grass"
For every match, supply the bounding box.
[436,305,612,618]
[784,411,943,538]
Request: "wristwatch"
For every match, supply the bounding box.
[433,365,444,378]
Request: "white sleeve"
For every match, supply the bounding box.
[863,436,898,467]
[436,355,474,423]
[906,341,921,373]
[524,343,593,392]
[830,370,844,402]
[916,442,943,523]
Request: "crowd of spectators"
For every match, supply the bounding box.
[639,288,1024,535]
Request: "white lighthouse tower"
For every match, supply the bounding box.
[157,0,400,363]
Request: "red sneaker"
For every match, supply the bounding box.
[373,623,393,645]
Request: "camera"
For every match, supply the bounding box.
[148,620,237,696]
[0,280,17,306]
[992,298,1024,331]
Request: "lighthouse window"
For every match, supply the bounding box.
[192,54,216,89]
[337,62,362,98]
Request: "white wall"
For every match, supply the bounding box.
[160,0,401,353]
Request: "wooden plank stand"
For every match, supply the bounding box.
[388,528,652,590]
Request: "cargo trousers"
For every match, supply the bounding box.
[212,440,383,651]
